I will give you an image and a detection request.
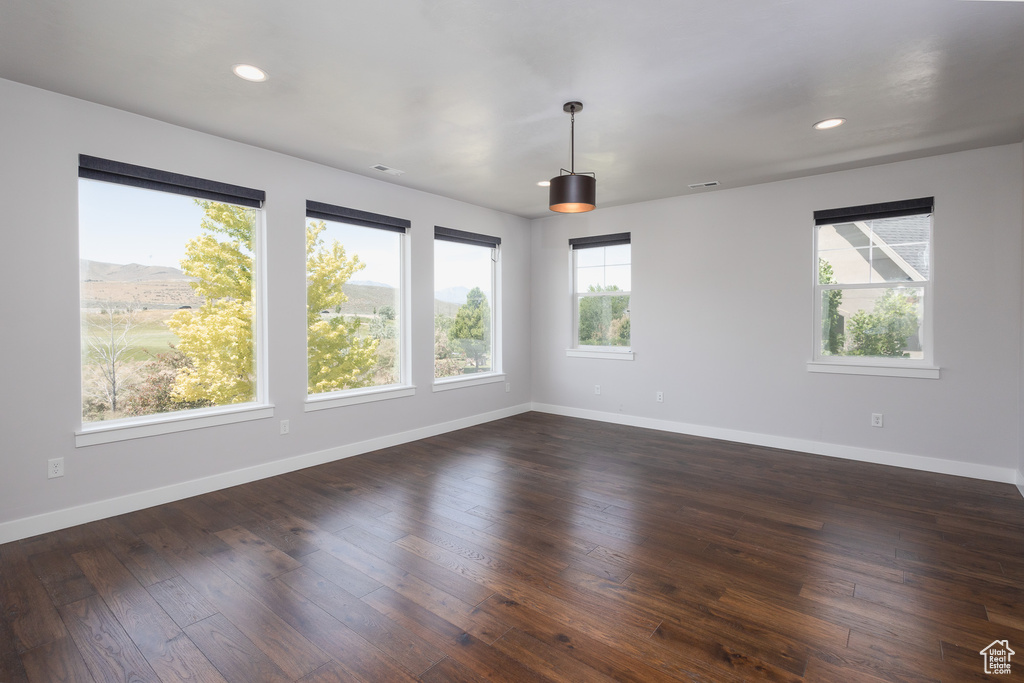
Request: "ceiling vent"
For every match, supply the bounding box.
[370,164,405,176]
[688,181,719,189]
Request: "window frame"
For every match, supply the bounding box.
[432,226,504,390]
[567,233,634,361]
[809,197,939,379]
[303,200,413,411]
[76,155,271,446]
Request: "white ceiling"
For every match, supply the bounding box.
[2,0,1023,218]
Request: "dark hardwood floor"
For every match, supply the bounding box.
[3,412,1024,682]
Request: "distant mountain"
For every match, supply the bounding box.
[339,283,398,314]
[434,286,470,305]
[80,259,193,282]
[349,279,393,289]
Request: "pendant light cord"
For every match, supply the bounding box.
[569,106,576,175]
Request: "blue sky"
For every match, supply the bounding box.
[78,180,415,288]
[79,179,201,268]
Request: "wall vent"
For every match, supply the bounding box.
[370,164,405,176]
[688,181,719,189]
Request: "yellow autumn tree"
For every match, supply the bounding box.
[167,201,258,405]
[167,202,377,406]
[306,221,378,394]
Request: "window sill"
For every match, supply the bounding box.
[76,403,275,447]
[807,362,940,379]
[305,385,415,411]
[566,348,635,361]
[432,373,506,392]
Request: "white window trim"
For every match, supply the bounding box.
[306,216,410,402]
[432,239,501,385]
[433,373,507,392]
[806,362,939,379]
[305,384,416,411]
[566,348,635,361]
[76,403,274,447]
[811,215,937,376]
[79,193,271,442]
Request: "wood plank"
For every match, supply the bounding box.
[278,565,442,676]
[0,542,68,653]
[145,576,219,629]
[491,627,619,683]
[27,549,95,606]
[19,637,94,683]
[59,595,160,682]
[183,613,291,683]
[0,602,29,683]
[99,518,178,587]
[139,526,330,680]
[101,583,227,683]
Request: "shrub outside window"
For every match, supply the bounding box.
[813,197,933,366]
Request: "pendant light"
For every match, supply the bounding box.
[549,101,596,213]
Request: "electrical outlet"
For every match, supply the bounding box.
[656,391,664,403]
[871,413,883,428]
[280,419,290,435]
[48,457,64,479]
[505,383,511,393]
[594,385,601,395]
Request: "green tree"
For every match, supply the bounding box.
[167,202,258,405]
[306,221,379,393]
[578,285,629,346]
[450,287,490,369]
[434,314,462,377]
[168,204,378,404]
[819,259,844,355]
[369,305,396,340]
[848,289,919,357]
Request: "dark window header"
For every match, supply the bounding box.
[814,197,933,226]
[78,155,265,208]
[434,226,501,248]
[569,232,631,250]
[306,200,410,233]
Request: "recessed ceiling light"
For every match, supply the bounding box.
[232,64,268,82]
[537,180,551,187]
[813,118,846,131]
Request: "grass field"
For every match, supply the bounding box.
[81,310,180,363]
[81,279,203,309]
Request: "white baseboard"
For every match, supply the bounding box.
[0,403,532,545]
[531,402,1020,485]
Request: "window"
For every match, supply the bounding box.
[305,201,409,405]
[571,233,631,351]
[434,226,500,383]
[812,197,935,374]
[78,155,267,433]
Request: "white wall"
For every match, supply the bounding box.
[0,78,532,541]
[532,144,1024,482]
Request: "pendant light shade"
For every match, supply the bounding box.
[549,101,596,213]
[549,173,596,213]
